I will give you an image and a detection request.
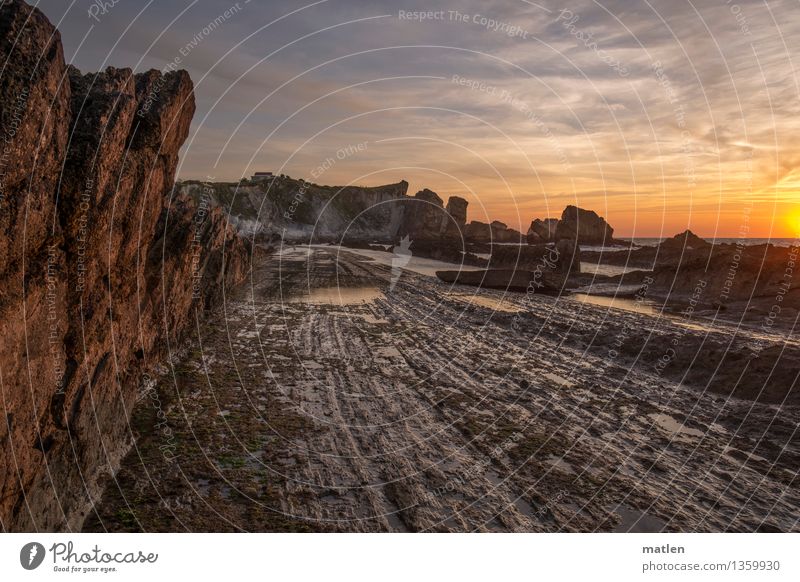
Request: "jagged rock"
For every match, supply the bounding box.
[403,188,448,240]
[0,0,250,531]
[527,218,559,243]
[446,196,468,227]
[555,205,614,244]
[0,0,71,532]
[183,177,411,242]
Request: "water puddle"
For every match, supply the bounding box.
[310,245,485,278]
[288,286,383,305]
[610,504,668,532]
[446,293,523,313]
[570,293,659,315]
[513,496,536,519]
[580,262,641,277]
[648,413,705,442]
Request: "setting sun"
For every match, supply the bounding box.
[788,208,800,237]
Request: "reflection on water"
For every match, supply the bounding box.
[288,286,383,305]
[611,504,668,533]
[446,293,523,313]
[570,293,659,315]
[580,262,641,277]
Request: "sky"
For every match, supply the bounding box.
[36,0,800,237]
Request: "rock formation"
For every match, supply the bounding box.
[181,177,410,241]
[463,220,524,244]
[653,230,712,268]
[555,205,614,244]
[0,0,250,531]
[527,218,559,244]
[446,196,468,228]
[403,189,449,240]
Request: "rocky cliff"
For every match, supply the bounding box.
[0,0,250,531]
[184,175,512,247]
[180,176,411,242]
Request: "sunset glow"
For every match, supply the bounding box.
[39,0,800,239]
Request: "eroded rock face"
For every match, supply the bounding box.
[403,189,447,240]
[446,196,468,228]
[527,218,558,243]
[0,0,72,532]
[555,205,614,244]
[181,177,411,242]
[0,0,250,531]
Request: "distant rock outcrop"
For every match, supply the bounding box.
[653,230,712,267]
[463,220,524,244]
[0,0,250,531]
[181,177,410,241]
[403,188,450,240]
[189,178,482,252]
[446,196,468,228]
[555,205,614,244]
[527,218,559,243]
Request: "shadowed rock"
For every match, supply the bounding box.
[527,218,559,243]
[555,205,614,244]
[0,0,251,531]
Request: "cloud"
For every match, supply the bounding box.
[36,0,800,236]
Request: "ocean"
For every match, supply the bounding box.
[622,238,797,248]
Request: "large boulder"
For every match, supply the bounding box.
[402,188,451,240]
[446,196,468,228]
[555,205,614,244]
